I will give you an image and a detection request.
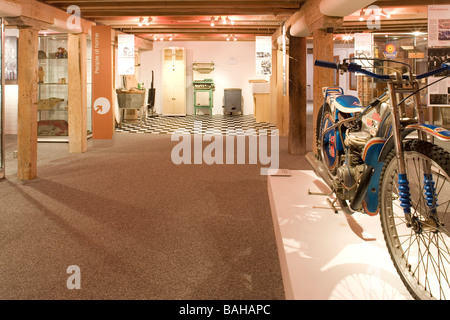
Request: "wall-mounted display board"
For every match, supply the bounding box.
[118,34,135,75]
[428,5,450,47]
[256,36,272,76]
[427,5,450,110]
[5,36,17,84]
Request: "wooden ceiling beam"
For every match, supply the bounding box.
[48,1,302,9]
[43,0,302,4]
[373,0,449,6]
[124,28,276,34]
[92,15,289,23]
[8,0,94,32]
[79,9,298,17]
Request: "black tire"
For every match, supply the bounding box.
[315,103,331,160]
[379,140,450,300]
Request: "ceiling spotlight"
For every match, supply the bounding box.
[210,16,215,26]
[153,35,158,41]
[145,17,152,26]
[230,18,235,25]
[169,34,173,41]
[233,34,237,41]
[226,34,230,41]
[342,34,353,41]
[359,9,365,21]
[412,31,426,37]
[138,17,144,26]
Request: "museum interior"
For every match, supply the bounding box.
[0,0,450,301]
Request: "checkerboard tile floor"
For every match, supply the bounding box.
[115,115,277,135]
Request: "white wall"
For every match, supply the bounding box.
[5,85,18,134]
[333,44,357,96]
[4,28,19,134]
[138,41,265,115]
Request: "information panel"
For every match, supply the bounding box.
[92,25,114,139]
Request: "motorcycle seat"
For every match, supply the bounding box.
[332,95,365,114]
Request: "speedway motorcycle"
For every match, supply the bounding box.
[306,57,450,300]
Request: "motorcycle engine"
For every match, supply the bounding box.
[335,130,371,201]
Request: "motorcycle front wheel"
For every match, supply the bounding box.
[379,140,450,300]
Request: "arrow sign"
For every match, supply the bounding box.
[93,97,111,115]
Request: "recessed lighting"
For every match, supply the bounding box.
[138,17,144,26]
[210,16,215,27]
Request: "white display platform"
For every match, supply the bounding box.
[268,170,413,300]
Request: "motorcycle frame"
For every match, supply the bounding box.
[318,76,432,217]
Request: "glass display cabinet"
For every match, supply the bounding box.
[0,18,5,178]
[37,32,93,141]
[37,33,69,142]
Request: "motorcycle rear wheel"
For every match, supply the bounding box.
[379,140,450,300]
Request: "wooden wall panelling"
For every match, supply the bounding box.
[288,35,307,155]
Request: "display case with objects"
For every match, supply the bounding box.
[37,33,69,141]
[0,19,5,178]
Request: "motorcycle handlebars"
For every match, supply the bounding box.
[314,59,450,81]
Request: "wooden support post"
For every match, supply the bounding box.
[68,33,87,153]
[269,48,278,125]
[276,49,289,137]
[288,36,307,155]
[312,29,334,154]
[17,27,39,180]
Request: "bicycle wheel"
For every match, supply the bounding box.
[379,140,450,300]
[315,104,330,159]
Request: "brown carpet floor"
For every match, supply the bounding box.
[0,132,310,300]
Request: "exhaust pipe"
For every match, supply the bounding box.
[305,152,334,188]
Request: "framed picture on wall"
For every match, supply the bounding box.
[5,36,18,84]
[349,53,357,90]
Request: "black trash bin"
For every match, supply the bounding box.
[224,88,242,115]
